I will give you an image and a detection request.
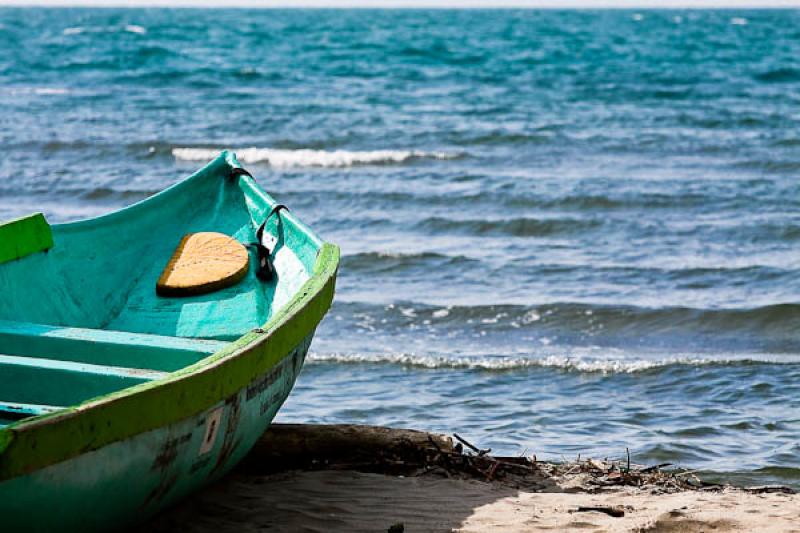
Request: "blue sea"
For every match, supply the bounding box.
[1,8,799,487]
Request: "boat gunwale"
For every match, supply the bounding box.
[0,153,339,480]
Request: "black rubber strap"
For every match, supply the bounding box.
[255,204,289,242]
[247,243,275,282]
[229,167,253,180]
[250,204,289,282]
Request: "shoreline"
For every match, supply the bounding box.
[141,424,800,532]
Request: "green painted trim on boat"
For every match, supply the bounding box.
[0,243,339,479]
[0,213,53,265]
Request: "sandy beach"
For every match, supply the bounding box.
[142,425,800,533]
[145,469,800,532]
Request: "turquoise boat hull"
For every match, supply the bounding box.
[0,152,339,531]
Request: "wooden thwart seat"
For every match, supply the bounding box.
[0,401,65,428]
[0,401,63,421]
[0,320,229,423]
[0,354,169,381]
[0,320,228,372]
[0,354,170,405]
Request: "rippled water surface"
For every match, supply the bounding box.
[1,8,799,486]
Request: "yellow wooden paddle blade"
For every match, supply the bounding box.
[156,232,249,297]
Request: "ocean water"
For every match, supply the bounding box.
[1,8,799,486]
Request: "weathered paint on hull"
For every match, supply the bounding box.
[0,333,313,532]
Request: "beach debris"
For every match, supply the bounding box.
[573,505,626,517]
[640,463,673,473]
[586,459,607,471]
[453,433,491,456]
[387,522,404,532]
[242,424,797,495]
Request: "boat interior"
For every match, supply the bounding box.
[0,154,321,428]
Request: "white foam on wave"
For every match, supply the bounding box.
[3,87,70,96]
[306,351,795,373]
[124,25,147,35]
[172,147,460,168]
[731,17,748,26]
[63,25,147,36]
[34,88,70,95]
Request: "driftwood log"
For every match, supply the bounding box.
[241,423,455,475]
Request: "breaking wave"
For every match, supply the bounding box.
[331,301,800,340]
[63,25,146,36]
[172,147,461,168]
[306,351,795,373]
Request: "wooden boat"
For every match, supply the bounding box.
[0,151,339,532]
